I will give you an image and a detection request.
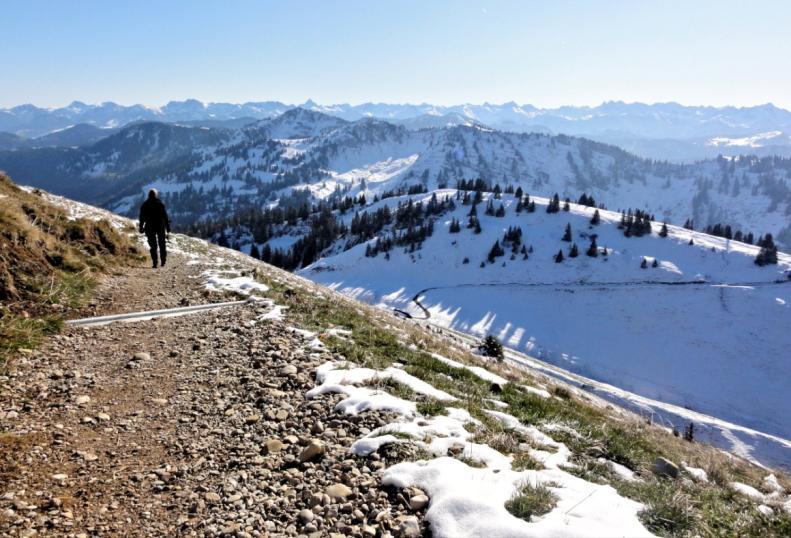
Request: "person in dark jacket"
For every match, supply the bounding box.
[139,189,171,268]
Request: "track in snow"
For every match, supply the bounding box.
[408,278,791,320]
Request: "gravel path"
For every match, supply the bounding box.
[1,252,427,537]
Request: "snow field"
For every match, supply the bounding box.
[302,190,791,466]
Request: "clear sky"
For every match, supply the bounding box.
[2,0,790,109]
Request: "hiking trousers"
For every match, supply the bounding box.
[146,230,167,267]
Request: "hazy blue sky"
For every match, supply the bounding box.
[2,0,790,108]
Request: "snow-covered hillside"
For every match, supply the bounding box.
[297,190,791,467]
[97,109,791,249]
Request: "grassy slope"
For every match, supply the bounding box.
[0,173,142,367]
[247,262,791,537]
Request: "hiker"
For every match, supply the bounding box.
[138,188,170,268]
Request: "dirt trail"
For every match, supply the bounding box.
[0,252,422,537]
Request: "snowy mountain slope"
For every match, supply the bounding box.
[5,99,791,160]
[0,121,232,202]
[297,190,791,465]
[390,112,491,131]
[98,109,791,248]
[0,124,118,151]
[4,107,790,245]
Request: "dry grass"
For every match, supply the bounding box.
[0,173,142,366]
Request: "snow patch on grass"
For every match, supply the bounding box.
[306,357,655,537]
[203,270,270,296]
[310,361,456,402]
[730,481,765,501]
[430,352,508,385]
[382,457,654,537]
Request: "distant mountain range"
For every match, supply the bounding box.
[3,99,791,161]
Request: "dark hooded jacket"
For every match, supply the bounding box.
[139,197,170,234]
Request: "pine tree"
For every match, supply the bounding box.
[449,218,461,233]
[683,422,695,442]
[755,234,777,267]
[562,223,572,242]
[590,209,600,225]
[659,223,669,237]
[546,193,561,214]
[554,249,564,263]
[261,244,272,263]
[755,244,779,266]
[563,199,571,212]
[485,199,495,216]
[487,240,505,263]
[641,258,648,269]
[250,244,261,259]
[652,258,659,268]
[586,236,598,257]
[569,243,579,258]
[480,335,505,360]
[495,204,506,217]
[688,238,694,245]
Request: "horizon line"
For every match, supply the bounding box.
[2,99,789,114]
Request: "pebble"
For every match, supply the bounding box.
[409,494,429,511]
[397,515,421,537]
[299,439,325,463]
[298,508,315,523]
[264,439,285,454]
[279,364,298,375]
[325,483,353,500]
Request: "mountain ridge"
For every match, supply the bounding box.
[4,99,791,161]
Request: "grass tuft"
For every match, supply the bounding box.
[416,399,448,417]
[505,482,558,522]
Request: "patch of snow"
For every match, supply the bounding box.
[203,270,269,296]
[681,463,708,483]
[486,398,509,409]
[382,457,654,537]
[258,304,286,321]
[707,130,783,148]
[763,473,784,496]
[309,361,456,401]
[757,504,774,516]
[730,481,765,501]
[598,458,640,482]
[520,384,552,399]
[430,353,508,385]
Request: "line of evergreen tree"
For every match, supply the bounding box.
[546,193,561,213]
